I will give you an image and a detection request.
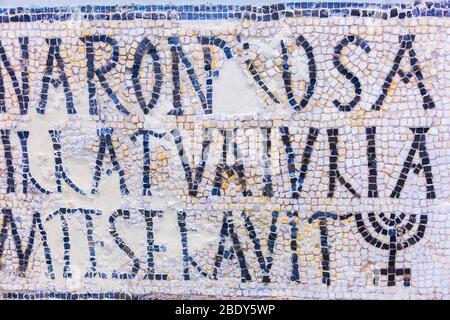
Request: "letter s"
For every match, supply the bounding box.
[109,209,140,279]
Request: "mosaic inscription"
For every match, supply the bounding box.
[0,1,449,299]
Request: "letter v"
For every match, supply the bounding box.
[171,128,212,196]
[241,210,280,283]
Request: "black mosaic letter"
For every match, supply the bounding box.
[46,208,106,279]
[130,129,165,196]
[109,209,140,279]
[140,210,168,280]
[91,128,129,195]
[286,211,300,282]
[0,129,15,193]
[212,129,252,197]
[366,127,378,197]
[372,35,435,111]
[171,128,212,197]
[0,209,54,279]
[332,35,371,112]
[81,35,130,116]
[390,128,435,199]
[131,38,162,114]
[49,130,86,195]
[18,131,52,194]
[198,36,234,111]
[167,36,208,115]
[327,129,360,198]
[237,35,279,104]
[212,211,252,283]
[261,128,274,197]
[82,209,107,279]
[177,211,210,280]
[308,212,352,285]
[37,38,76,115]
[0,37,29,114]
[241,210,280,283]
[280,127,319,198]
[280,35,316,111]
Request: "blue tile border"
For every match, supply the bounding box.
[0,1,448,23]
[0,291,214,299]
[1,291,136,300]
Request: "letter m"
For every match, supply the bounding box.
[0,209,54,278]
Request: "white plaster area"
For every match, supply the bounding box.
[213,59,259,114]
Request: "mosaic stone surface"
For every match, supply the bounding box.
[0,1,449,299]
